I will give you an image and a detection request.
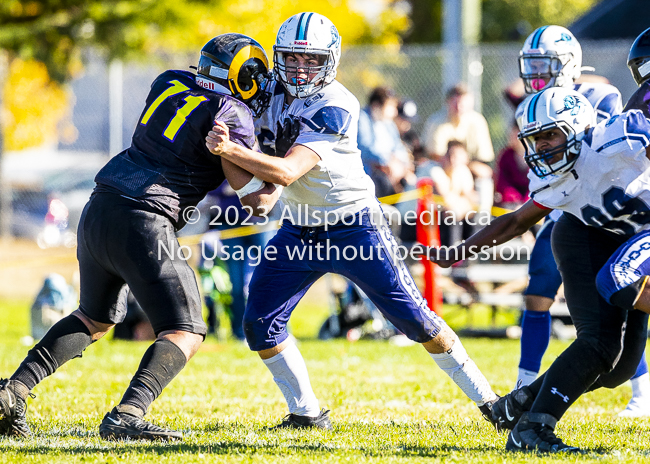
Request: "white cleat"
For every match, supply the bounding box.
[618,397,650,418]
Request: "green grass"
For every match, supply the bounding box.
[2,296,650,463]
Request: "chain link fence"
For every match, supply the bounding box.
[2,40,637,243]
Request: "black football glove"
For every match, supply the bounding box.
[275,117,301,157]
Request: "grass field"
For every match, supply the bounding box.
[2,296,650,463]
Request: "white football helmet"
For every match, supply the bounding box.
[273,12,341,98]
[519,25,582,94]
[519,87,595,178]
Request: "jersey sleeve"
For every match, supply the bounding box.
[214,98,257,150]
[532,200,552,211]
[294,104,353,159]
[593,85,623,123]
[592,110,650,159]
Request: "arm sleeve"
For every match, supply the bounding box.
[214,99,258,150]
[294,105,352,160]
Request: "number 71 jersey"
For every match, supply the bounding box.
[95,70,257,229]
[529,110,650,237]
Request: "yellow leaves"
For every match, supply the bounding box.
[2,59,75,151]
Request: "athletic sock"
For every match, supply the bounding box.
[517,368,538,388]
[517,310,551,387]
[530,339,607,420]
[430,335,497,406]
[11,314,93,392]
[631,373,650,401]
[262,342,320,417]
[632,353,649,379]
[119,338,187,415]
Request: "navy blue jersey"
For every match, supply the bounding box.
[95,70,257,229]
[624,80,650,119]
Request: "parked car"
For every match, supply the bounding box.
[11,170,96,248]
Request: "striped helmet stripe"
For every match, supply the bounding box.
[295,13,305,40]
[531,25,549,49]
[528,92,543,124]
[296,12,313,41]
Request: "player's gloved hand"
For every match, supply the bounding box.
[275,117,301,158]
[412,244,458,268]
[206,121,231,156]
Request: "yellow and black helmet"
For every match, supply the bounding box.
[197,33,272,117]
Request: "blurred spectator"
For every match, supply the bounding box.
[422,84,494,214]
[30,273,77,341]
[429,141,478,246]
[394,99,422,243]
[423,84,494,175]
[494,122,529,209]
[358,87,412,197]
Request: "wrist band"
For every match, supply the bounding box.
[235,176,265,198]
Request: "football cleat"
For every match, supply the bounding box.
[99,405,183,441]
[618,396,650,418]
[506,412,580,453]
[271,408,332,430]
[491,386,534,430]
[0,378,32,438]
[478,396,504,431]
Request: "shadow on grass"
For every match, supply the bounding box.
[0,421,617,458]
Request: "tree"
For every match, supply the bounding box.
[0,1,409,151]
[403,0,599,43]
[481,0,598,42]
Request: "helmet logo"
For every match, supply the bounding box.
[327,26,340,48]
[228,45,269,99]
[277,21,291,43]
[293,40,309,45]
[556,96,583,116]
[555,33,572,43]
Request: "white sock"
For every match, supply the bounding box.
[516,368,538,389]
[262,342,320,417]
[632,373,650,401]
[430,336,497,406]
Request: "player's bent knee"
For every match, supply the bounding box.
[72,309,115,336]
[158,330,203,360]
[243,318,278,352]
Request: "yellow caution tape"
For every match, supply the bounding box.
[1,187,515,268]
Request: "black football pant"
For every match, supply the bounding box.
[77,192,207,335]
[527,214,648,420]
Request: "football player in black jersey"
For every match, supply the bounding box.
[0,33,276,441]
[625,27,650,118]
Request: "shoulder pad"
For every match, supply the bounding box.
[301,106,352,135]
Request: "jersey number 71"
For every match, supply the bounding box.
[140,80,207,142]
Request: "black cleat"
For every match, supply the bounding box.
[491,386,534,430]
[0,379,32,438]
[271,408,332,430]
[506,412,580,453]
[478,396,503,431]
[99,405,183,441]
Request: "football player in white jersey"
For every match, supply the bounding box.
[422,87,650,452]
[508,27,650,414]
[205,12,500,430]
